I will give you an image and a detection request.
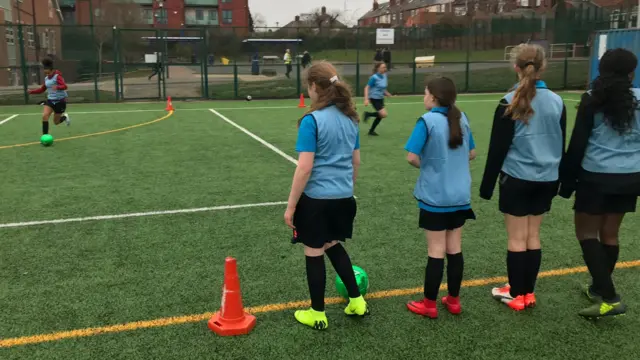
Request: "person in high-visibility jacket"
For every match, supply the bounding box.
[284,49,293,79]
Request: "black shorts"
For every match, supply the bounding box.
[574,182,638,214]
[292,194,357,249]
[498,173,558,216]
[370,98,385,111]
[419,208,476,231]
[45,99,67,114]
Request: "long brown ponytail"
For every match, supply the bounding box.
[299,61,359,126]
[426,77,462,149]
[505,44,546,124]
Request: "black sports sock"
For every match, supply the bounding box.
[424,257,445,301]
[507,251,527,297]
[601,244,619,274]
[365,111,377,119]
[305,255,326,311]
[446,253,464,297]
[42,121,49,135]
[369,117,382,133]
[326,244,360,298]
[580,239,616,301]
[525,249,542,294]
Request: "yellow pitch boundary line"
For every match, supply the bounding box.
[0,111,174,150]
[2,260,639,348]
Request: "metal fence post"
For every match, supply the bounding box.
[233,61,239,99]
[88,0,99,102]
[113,26,120,102]
[412,28,417,94]
[17,23,29,104]
[203,27,209,99]
[355,27,360,97]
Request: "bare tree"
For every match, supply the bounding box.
[92,0,143,77]
[253,13,267,29]
[312,6,341,32]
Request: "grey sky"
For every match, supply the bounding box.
[248,0,374,27]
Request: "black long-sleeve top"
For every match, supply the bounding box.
[558,93,592,198]
[558,92,640,197]
[479,99,567,200]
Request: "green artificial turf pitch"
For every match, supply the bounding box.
[1,94,639,359]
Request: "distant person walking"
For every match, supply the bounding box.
[374,48,383,62]
[383,48,392,70]
[284,49,293,78]
[302,51,312,69]
[148,57,163,80]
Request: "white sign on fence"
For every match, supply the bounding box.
[376,29,395,45]
[145,53,158,64]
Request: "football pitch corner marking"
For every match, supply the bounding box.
[0,111,174,150]
[209,108,299,165]
[2,260,639,348]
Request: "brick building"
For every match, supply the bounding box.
[64,0,249,29]
[357,0,561,27]
[1,0,63,86]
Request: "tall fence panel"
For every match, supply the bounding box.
[0,4,633,105]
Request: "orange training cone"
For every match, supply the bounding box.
[165,96,174,111]
[208,257,256,336]
[298,93,306,108]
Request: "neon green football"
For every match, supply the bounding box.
[336,265,369,299]
[40,134,54,146]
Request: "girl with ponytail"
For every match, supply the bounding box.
[479,43,567,312]
[405,77,476,319]
[286,61,368,330]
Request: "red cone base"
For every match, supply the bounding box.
[207,311,256,336]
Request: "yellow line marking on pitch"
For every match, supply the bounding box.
[1,260,639,348]
[0,111,174,150]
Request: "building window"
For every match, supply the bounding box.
[143,9,153,23]
[536,0,541,6]
[48,0,54,18]
[208,10,218,21]
[156,8,167,24]
[41,32,49,49]
[454,6,466,16]
[498,0,506,12]
[27,31,35,49]
[222,0,232,2]
[5,22,14,45]
[222,10,232,24]
[196,9,204,20]
[391,13,396,21]
[518,0,529,6]
[50,30,56,54]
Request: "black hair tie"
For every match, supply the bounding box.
[524,61,537,69]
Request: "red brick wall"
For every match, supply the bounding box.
[2,0,62,86]
[153,0,184,28]
[220,0,249,28]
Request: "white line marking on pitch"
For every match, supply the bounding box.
[209,108,298,165]
[0,97,582,117]
[0,201,287,229]
[0,114,18,125]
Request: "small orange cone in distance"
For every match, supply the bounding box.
[208,257,256,336]
[165,96,174,111]
[298,93,306,108]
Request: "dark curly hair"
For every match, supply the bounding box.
[586,48,638,134]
